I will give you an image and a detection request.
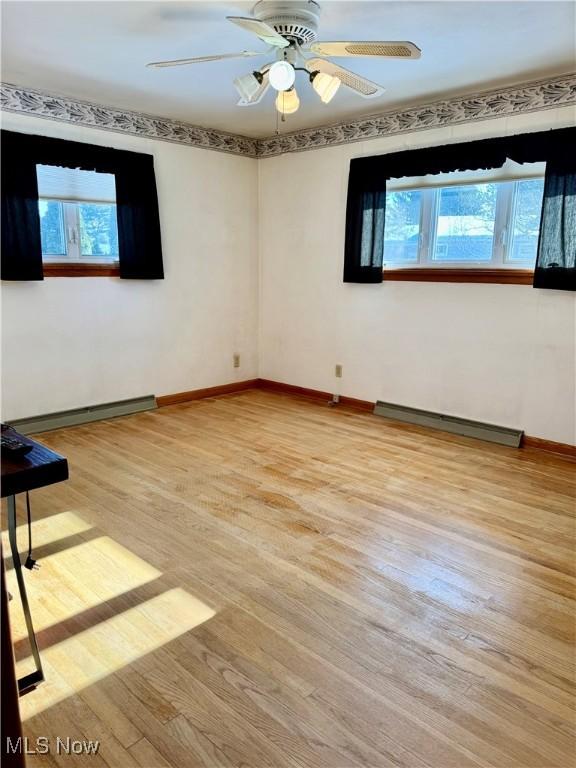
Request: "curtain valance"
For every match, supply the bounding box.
[348,127,575,187]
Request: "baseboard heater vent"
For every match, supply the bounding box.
[373,401,523,447]
[7,395,157,435]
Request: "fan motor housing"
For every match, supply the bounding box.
[252,0,320,45]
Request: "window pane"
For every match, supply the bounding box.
[79,204,119,258]
[38,199,66,256]
[383,191,422,263]
[434,183,497,262]
[508,178,544,264]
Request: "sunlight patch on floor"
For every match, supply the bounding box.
[5,535,162,642]
[18,587,216,720]
[3,511,216,721]
[2,510,93,551]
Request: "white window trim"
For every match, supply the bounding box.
[383,174,544,271]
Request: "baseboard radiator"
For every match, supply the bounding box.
[373,401,523,447]
[7,395,157,435]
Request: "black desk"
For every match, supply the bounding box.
[1,426,69,694]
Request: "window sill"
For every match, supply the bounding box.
[43,262,120,278]
[383,268,534,285]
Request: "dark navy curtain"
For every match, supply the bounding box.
[1,130,164,280]
[1,133,43,280]
[533,158,576,291]
[344,165,386,283]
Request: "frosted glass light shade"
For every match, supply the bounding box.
[312,72,341,104]
[275,87,300,114]
[233,72,263,101]
[268,61,295,91]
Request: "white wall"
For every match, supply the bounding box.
[259,107,576,444]
[1,113,259,419]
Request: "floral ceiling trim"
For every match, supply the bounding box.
[2,74,575,159]
[257,73,576,157]
[0,83,259,157]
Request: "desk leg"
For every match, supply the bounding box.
[6,495,44,695]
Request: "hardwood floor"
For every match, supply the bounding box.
[3,389,575,768]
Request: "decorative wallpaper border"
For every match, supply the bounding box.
[0,83,259,158]
[257,73,576,157]
[2,73,575,159]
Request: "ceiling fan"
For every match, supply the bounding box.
[147,1,421,117]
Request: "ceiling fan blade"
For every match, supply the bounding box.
[237,73,270,107]
[147,51,264,68]
[305,59,385,98]
[310,41,421,59]
[227,16,289,48]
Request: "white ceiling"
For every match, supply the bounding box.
[2,1,575,138]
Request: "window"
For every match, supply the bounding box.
[509,179,545,264]
[38,200,66,257]
[36,165,119,265]
[434,183,497,263]
[383,167,545,271]
[383,191,422,264]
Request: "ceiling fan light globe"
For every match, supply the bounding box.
[312,72,341,104]
[233,71,263,101]
[268,60,296,91]
[275,87,300,115]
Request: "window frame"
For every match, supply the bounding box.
[38,197,120,277]
[382,173,544,284]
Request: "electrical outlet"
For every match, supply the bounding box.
[233,354,241,368]
[335,364,343,378]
